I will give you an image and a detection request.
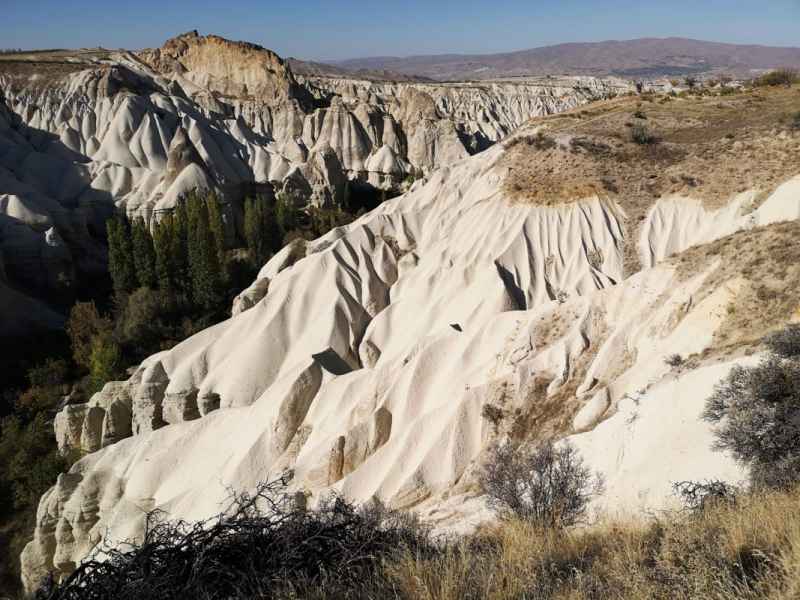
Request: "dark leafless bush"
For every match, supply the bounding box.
[481,404,503,425]
[763,323,800,359]
[478,440,604,527]
[569,136,611,155]
[600,178,618,193]
[664,353,683,368]
[672,479,739,513]
[32,474,431,600]
[680,174,696,187]
[505,131,557,151]
[703,325,800,490]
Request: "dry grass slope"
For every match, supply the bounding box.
[499,86,800,214]
[286,488,800,600]
[668,219,800,353]
[387,490,800,600]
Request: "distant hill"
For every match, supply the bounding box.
[327,37,800,80]
[286,57,433,82]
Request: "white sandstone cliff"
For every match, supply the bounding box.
[20,116,800,588]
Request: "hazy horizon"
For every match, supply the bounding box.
[3,0,799,61]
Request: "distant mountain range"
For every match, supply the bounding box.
[324,38,800,81]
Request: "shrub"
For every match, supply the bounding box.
[633,108,647,119]
[26,358,67,389]
[66,302,113,372]
[33,475,430,600]
[481,404,503,425]
[505,131,556,151]
[627,122,655,144]
[763,323,800,358]
[86,335,127,394]
[282,228,316,247]
[757,68,798,87]
[113,288,189,362]
[684,76,697,90]
[672,480,739,513]
[0,413,72,510]
[703,324,800,489]
[478,439,604,527]
[569,136,611,155]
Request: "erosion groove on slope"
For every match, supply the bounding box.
[21,120,800,588]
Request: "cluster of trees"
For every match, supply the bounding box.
[0,186,385,594]
[99,189,371,378]
[107,191,229,312]
[89,192,256,391]
[243,193,299,266]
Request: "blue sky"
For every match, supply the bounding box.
[3,0,798,60]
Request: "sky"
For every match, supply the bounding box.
[2,0,798,61]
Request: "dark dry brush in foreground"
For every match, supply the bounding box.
[32,483,800,600]
[32,475,431,600]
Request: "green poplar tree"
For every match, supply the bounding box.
[275,193,296,238]
[153,215,176,294]
[343,180,352,212]
[172,203,190,295]
[186,192,223,311]
[244,194,275,267]
[206,192,227,280]
[131,216,157,288]
[106,217,137,297]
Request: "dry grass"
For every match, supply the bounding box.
[499,86,800,214]
[667,219,800,353]
[384,487,800,600]
[0,60,110,89]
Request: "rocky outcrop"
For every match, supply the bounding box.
[54,381,135,454]
[300,75,617,171]
[26,117,800,590]
[0,34,614,300]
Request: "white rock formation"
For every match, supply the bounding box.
[0,32,609,301]
[20,114,800,589]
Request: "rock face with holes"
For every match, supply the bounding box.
[21,98,800,590]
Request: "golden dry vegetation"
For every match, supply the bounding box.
[499,86,800,217]
[382,488,800,600]
[667,219,800,354]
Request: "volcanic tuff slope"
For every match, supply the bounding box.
[0,31,611,307]
[18,84,800,592]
